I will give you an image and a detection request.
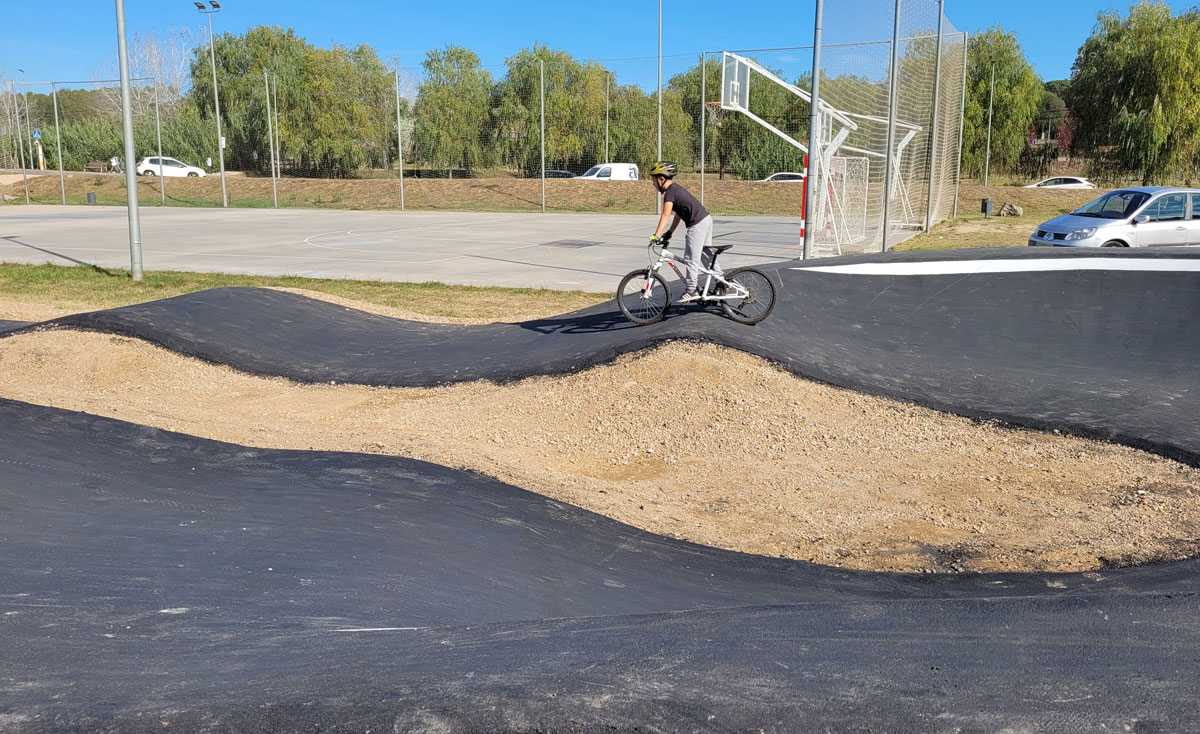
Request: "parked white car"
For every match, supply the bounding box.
[1028,187,1200,247]
[1024,176,1096,189]
[757,172,806,182]
[578,163,638,181]
[137,157,206,178]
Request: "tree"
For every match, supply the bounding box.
[187,26,396,177]
[413,45,494,176]
[1067,1,1200,184]
[99,27,197,118]
[960,27,1041,178]
[493,45,610,175]
[1034,88,1067,144]
[1044,79,1070,100]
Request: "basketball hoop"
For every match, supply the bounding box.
[704,101,726,128]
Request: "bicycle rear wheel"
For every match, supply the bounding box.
[617,270,671,325]
[720,268,776,324]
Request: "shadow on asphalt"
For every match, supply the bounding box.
[1,235,122,276]
[519,305,639,334]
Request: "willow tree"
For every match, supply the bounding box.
[1068,2,1200,184]
[960,27,1041,178]
[493,45,611,175]
[413,45,494,176]
[187,26,395,177]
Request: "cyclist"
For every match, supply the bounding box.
[648,161,713,303]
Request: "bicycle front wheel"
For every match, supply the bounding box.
[617,269,671,325]
[720,268,777,324]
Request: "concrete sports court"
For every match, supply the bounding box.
[0,205,804,291]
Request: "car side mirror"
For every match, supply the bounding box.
[1134,214,1150,224]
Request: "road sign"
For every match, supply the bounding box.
[32,130,41,139]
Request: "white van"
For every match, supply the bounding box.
[578,163,639,181]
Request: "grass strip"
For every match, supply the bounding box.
[0,262,609,320]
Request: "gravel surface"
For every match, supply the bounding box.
[3,327,1198,574]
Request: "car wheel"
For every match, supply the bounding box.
[187,172,199,177]
[142,170,155,176]
[1101,240,1127,248]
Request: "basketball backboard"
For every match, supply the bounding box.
[721,53,751,112]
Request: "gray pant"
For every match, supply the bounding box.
[682,215,714,292]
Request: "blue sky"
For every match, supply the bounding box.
[1,0,1194,88]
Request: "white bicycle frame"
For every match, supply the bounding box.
[642,243,749,302]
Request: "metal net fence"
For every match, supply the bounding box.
[2,2,964,255]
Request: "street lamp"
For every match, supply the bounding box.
[195,0,228,207]
[115,0,143,280]
[984,59,996,187]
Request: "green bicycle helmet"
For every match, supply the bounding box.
[648,161,678,178]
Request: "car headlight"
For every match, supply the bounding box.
[1064,227,1098,241]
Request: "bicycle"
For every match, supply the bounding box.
[616,237,777,325]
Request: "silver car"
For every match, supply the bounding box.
[1028,187,1200,247]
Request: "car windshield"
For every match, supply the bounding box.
[1073,190,1150,219]
[582,166,601,176]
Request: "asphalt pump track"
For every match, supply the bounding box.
[1,247,1198,731]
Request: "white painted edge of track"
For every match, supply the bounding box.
[793,257,1200,276]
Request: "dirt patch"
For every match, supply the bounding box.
[3,330,1198,574]
[0,298,83,323]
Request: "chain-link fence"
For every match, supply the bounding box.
[2,1,964,254]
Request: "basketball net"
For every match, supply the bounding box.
[704,101,726,129]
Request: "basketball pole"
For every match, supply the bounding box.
[802,0,824,260]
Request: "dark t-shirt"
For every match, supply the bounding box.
[662,182,710,228]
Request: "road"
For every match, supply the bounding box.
[0,205,805,291]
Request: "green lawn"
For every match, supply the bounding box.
[0,263,609,320]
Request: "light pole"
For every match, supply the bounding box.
[984,59,996,187]
[195,1,228,207]
[115,0,143,280]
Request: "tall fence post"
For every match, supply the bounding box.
[11,82,29,204]
[700,52,706,206]
[271,75,281,180]
[803,0,825,260]
[657,0,662,161]
[540,59,545,213]
[153,82,165,205]
[656,0,663,215]
[264,71,278,208]
[924,0,945,232]
[953,31,969,219]
[984,60,995,186]
[881,0,902,252]
[395,71,405,211]
[51,82,66,204]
